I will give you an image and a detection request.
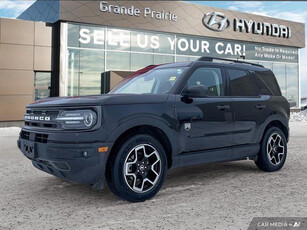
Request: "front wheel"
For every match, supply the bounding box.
[106,134,167,202]
[255,127,287,172]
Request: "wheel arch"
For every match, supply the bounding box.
[259,115,289,143]
[106,117,178,169]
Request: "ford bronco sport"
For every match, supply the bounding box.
[18,57,289,202]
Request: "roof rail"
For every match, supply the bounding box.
[197,56,264,68]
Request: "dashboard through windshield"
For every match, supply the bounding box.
[109,67,187,94]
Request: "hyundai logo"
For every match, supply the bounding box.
[202,12,230,32]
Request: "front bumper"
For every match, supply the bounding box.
[17,135,113,189]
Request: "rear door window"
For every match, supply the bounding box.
[227,69,259,97]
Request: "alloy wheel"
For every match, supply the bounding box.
[266,133,285,166]
[123,144,161,193]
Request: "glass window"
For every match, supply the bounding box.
[34,72,51,100]
[107,28,130,51]
[80,25,105,49]
[34,72,51,88]
[155,33,175,54]
[273,63,286,96]
[106,51,130,71]
[67,49,80,96]
[187,67,224,97]
[176,36,208,56]
[66,49,104,96]
[254,70,281,96]
[189,56,200,61]
[154,55,174,65]
[258,61,273,71]
[252,72,272,96]
[131,53,154,71]
[176,56,190,62]
[131,31,154,53]
[79,49,104,95]
[110,67,187,94]
[67,24,80,48]
[227,69,258,97]
[68,24,105,49]
[286,64,299,108]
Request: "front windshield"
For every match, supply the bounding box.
[109,67,187,94]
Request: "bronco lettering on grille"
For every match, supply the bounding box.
[24,115,51,121]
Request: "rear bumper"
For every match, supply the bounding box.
[17,137,113,189]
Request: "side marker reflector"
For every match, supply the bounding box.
[98,147,109,153]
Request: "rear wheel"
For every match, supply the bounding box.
[255,127,287,172]
[106,134,167,202]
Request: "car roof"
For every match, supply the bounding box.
[155,61,193,69]
[194,61,270,72]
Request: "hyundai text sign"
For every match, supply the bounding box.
[203,12,291,38]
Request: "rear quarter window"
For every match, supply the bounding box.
[254,70,282,96]
[227,69,259,97]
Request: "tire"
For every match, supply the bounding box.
[255,127,287,172]
[106,134,167,202]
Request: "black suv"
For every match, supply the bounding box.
[18,57,289,202]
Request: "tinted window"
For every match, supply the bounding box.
[187,67,224,97]
[255,70,281,96]
[251,71,272,95]
[227,69,258,97]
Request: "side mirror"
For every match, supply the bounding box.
[182,85,208,98]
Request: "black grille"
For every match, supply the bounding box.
[21,131,30,140]
[24,109,60,130]
[21,131,49,143]
[36,134,49,143]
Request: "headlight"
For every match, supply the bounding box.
[56,110,97,130]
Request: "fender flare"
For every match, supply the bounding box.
[106,115,179,168]
[257,114,289,143]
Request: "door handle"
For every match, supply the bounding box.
[191,116,202,121]
[255,104,266,110]
[217,105,230,111]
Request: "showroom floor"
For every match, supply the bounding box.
[0,122,306,230]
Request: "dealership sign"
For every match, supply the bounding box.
[70,25,298,63]
[99,1,177,22]
[203,12,291,38]
[99,1,292,39]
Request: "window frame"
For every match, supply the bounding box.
[179,64,229,98]
[225,67,261,98]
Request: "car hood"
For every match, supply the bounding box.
[27,94,169,108]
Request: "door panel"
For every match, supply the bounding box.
[177,97,233,152]
[176,66,233,153]
[226,68,267,146]
[232,96,268,145]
